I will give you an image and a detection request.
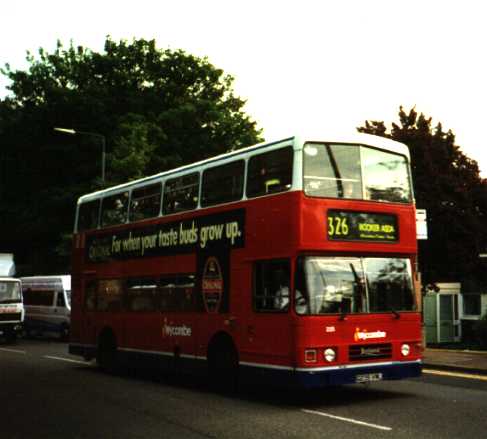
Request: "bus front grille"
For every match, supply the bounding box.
[349,343,392,361]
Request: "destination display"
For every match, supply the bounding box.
[327,210,398,242]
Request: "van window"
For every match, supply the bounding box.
[23,289,55,306]
[56,292,66,307]
[0,281,21,303]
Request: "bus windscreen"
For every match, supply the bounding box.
[295,257,415,315]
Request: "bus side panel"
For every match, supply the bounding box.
[234,194,300,369]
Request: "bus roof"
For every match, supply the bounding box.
[77,132,410,204]
[293,132,410,158]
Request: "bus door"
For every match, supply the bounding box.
[241,259,293,368]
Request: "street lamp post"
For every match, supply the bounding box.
[54,127,106,183]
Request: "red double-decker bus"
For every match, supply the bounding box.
[69,133,422,388]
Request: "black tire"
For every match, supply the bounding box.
[97,331,118,374]
[59,324,69,342]
[5,331,17,344]
[208,336,239,392]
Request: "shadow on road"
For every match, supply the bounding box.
[74,359,417,409]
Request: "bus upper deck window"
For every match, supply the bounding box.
[163,173,199,215]
[201,160,244,207]
[247,147,293,198]
[77,199,100,231]
[101,192,129,227]
[129,183,162,222]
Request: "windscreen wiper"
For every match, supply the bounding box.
[325,144,343,196]
[343,262,366,319]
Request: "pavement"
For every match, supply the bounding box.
[423,347,487,375]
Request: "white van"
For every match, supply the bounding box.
[21,275,71,340]
[0,254,24,343]
[0,277,24,343]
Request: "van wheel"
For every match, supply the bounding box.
[60,324,69,342]
[5,331,17,344]
[97,331,117,374]
[207,335,239,392]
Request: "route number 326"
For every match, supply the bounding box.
[328,216,349,237]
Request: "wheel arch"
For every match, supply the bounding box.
[207,331,238,360]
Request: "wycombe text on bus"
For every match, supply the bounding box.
[69,133,422,388]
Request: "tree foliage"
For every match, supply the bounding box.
[0,37,262,273]
[358,107,487,285]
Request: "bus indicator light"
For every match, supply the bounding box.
[304,349,317,363]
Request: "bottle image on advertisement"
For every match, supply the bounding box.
[201,256,223,313]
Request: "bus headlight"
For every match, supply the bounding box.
[401,344,411,357]
[324,348,336,362]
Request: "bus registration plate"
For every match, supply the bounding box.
[355,372,383,383]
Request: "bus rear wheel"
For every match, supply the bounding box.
[207,335,239,392]
[97,330,118,374]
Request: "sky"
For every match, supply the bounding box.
[1,1,486,175]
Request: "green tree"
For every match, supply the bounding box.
[358,107,487,285]
[0,37,262,274]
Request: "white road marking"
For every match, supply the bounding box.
[423,368,487,381]
[0,347,26,354]
[301,409,392,431]
[43,355,90,365]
